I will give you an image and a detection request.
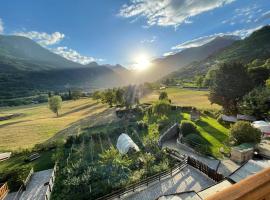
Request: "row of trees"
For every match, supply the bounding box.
[92,84,152,107]
[206,59,270,116]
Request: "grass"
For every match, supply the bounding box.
[0,150,54,174]
[0,98,111,151]
[141,87,220,109]
[180,112,230,158]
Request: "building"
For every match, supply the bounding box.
[230,143,254,163]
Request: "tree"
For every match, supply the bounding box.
[159,91,168,100]
[239,86,270,118]
[152,100,171,116]
[209,62,252,114]
[248,66,270,86]
[203,69,217,87]
[115,88,124,106]
[229,121,262,145]
[71,89,82,100]
[102,89,115,107]
[48,95,62,117]
[195,75,204,88]
[92,91,102,101]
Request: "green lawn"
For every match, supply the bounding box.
[180,112,230,158]
[0,150,54,175]
[141,87,220,110]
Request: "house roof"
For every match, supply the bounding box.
[229,159,270,183]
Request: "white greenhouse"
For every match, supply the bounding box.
[116,133,140,154]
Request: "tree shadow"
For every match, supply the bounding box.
[60,102,99,117]
[0,120,31,128]
[196,120,228,143]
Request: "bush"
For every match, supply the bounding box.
[229,121,262,145]
[152,100,171,116]
[180,120,198,136]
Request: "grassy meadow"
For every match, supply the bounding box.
[180,112,230,158]
[0,98,116,151]
[141,87,220,110]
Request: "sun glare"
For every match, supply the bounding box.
[134,54,152,71]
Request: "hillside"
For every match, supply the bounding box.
[138,36,238,82]
[166,25,270,79]
[0,35,128,100]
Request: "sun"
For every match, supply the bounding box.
[134,54,152,71]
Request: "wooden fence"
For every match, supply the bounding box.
[187,157,223,182]
[0,182,8,200]
[12,168,34,200]
[44,163,57,200]
[96,162,187,200]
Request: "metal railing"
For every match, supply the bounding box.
[96,161,187,200]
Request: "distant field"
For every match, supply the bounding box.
[0,98,115,151]
[141,87,220,110]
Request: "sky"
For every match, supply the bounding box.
[0,0,270,68]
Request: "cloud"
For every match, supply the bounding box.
[0,18,4,34]
[119,0,235,27]
[140,36,157,43]
[255,11,270,23]
[14,31,65,46]
[52,46,104,65]
[165,26,262,55]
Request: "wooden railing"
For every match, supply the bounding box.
[96,162,187,200]
[0,183,9,200]
[206,167,270,200]
[187,156,223,182]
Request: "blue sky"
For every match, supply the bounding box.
[0,0,270,67]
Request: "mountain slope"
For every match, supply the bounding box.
[138,36,238,82]
[0,35,86,71]
[0,35,128,99]
[165,25,270,79]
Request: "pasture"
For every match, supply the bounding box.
[141,87,220,110]
[0,98,116,151]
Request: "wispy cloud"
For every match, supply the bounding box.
[223,4,268,25]
[140,36,157,43]
[52,46,104,65]
[0,18,4,34]
[255,10,270,23]
[164,26,262,56]
[119,0,235,27]
[14,31,65,46]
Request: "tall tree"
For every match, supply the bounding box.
[209,62,252,114]
[239,86,270,118]
[48,95,62,117]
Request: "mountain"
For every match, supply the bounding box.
[138,35,238,82]
[166,25,270,79]
[0,35,127,99]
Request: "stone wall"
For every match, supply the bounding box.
[158,123,179,147]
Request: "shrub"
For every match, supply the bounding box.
[180,120,198,136]
[152,100,171,116]
[229,121,262,145]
